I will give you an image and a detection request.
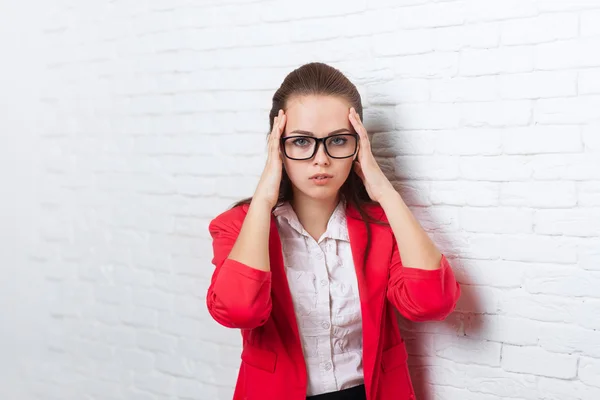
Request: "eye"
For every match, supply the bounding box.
[329,136,348,146]
[291,137,311,147]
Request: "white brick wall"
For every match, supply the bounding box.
[1,0,600,399]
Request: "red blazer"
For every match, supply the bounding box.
[207,202,460,400]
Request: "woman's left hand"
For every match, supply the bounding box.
[348,107,396,203]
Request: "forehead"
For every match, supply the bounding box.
[284,95,351,135]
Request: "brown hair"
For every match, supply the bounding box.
[232,62,387,265]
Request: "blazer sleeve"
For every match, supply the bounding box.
[386,238,460,322]
[206,210,273,329]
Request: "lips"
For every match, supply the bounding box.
[310,173,333,179]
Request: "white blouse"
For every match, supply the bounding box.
[273,200,364,397]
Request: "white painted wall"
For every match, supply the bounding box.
[1,1,599,399]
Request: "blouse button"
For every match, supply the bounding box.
[322,321,331,329]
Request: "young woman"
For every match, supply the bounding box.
[207,62,460,400]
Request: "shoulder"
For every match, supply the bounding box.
[209,203,251,234]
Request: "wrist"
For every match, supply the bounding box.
[249,196,276,213]
[378,187,402,208]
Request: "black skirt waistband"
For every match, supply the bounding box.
[306,384,366,400]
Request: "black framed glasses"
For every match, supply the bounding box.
[280,133,359,160]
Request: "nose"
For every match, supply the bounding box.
[313,141,330,165]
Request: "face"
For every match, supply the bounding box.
[281,95,358,202]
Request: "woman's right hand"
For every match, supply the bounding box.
[253,109,287,209]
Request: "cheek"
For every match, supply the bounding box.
[282,160,305,182]
[337,160,355,177]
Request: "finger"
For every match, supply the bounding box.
[349,108,370,149]
[277,112,287,139]
[270,111,285,157]
[267,116,279,155]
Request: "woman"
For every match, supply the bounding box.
[207,62,460,400]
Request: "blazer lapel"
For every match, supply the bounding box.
[346,203,388,400]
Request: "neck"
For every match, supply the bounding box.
[290,191,341,241]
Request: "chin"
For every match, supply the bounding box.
[300,184,343,201]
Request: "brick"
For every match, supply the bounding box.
[501,345,577,379]
[502,125,582,154]
[578,182,600,206]
[532,154,600,180]
[395,155,459,180]
[393,181,431,206]
[535,38,600,70]
[261,0,366,21]
[579,357,600,388]
[579,69,600,94]
[583,122,600,151]
[423,359,539,399]
[538,377,600,400]
[501,181,577,208]
[434,335,502,367]
[534,209,600,237]
[158,312,202,337]
[430,76,498,103]
[430,181,500,206]
[395,102,460,130]
[524,264,600,297]
[455,285,501,314]
[535,96,600,125]
[499,291,582,322]
[372,131,436,156]
[460,156,532,181]
[177,379,220,400]
[411,205,460,233]
[367,79,430,105]
[372,30,433,57]
[466,315,539,345]
[460,100,531,128]
[460,47,534,76]
[537,323,600,358]
[395,2,465,29]
[465,0,538,22]
[452,258,525,288]
[535,0,600,12]
[499,71,577,100]
[156,354,195,378]
[460,207,532,234]
[431,386,517,400]
[582,9,600,36]
[500,13,578,45]
[432,22,500,51]
[578,238,600,271]
[387,52,459,78]
[574,299,600,330]
[133,372,173,396]
[120,306,158,329]
[115,349,155,373]
[136,331,177,353]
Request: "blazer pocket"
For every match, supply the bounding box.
[381,342,409,373]
[241,344,277,373]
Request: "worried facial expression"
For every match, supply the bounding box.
[281,95,359,202]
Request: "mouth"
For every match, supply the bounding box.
[310,173,333,185]
[310,173,333,180]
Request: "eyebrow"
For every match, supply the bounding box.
[287,128,351,137]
